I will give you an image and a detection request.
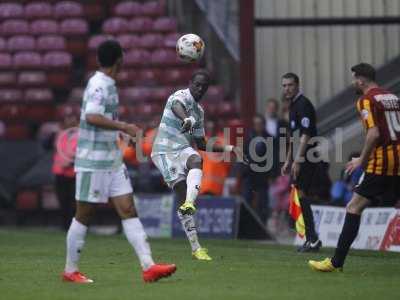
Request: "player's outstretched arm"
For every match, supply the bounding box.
[171,101,195,133]
[86,114,141,137]
[194,137,249,164]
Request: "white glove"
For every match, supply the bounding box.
[181,116,196,134]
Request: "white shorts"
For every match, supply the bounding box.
[75,164,133,203]
[151,147,200,188]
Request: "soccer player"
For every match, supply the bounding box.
[62,40,176,283]
[309,63,400,272]
[281,73,322,252]
[151,69,243,260]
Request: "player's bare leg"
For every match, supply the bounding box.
[111,193,176,282]
[63,202,96,283]
[309,193,371,272]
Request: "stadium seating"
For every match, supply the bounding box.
[54,1,84,19]
[0,72,16,87]
[128,17,153,33]
[24,2,53,19]
[30,19,59,35]
[13,52,42,70]
[113,1,142,17]
[103,17,129,34]
[18,71,47,87]
[7,35,36,52]
[0,53,12,69]
[2,19,30,36]
[0,3,24,19]
[36,35,66,52]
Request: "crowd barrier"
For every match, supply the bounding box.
[295,206,400,252]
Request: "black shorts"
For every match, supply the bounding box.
[294,161,318,193]
[354,173,400,202]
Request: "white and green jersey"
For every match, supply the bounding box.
[152,88,205,155]
[75,71,122,172]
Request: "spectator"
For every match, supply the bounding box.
[200,119,231,196]
[330,152,362,206]
[52,108,78,231]
[240,114,273,223]
[264,98,288,179]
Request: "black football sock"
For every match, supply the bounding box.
[299,197,318,242]
[331,213,361,268]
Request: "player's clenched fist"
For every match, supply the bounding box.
[122,122,142,137]
[181,116,196,134]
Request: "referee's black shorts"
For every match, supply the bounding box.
[294,161,319,194]
[354,173,400,203]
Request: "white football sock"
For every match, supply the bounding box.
[186,168,203,204]
[65,218,87,273]
[122,218,155,271]
[178,211,201,252]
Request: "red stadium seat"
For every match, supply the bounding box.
[114,1,142,17]
[0,89,22,102]
[218,101,237,117]
[43,51,72,68]
[43,51,72,87]
[141,1,165,17]
[152,17,177,33]
[0,103,26,121]
[128,17,153,33]
[151,49,179,66]
[24,88,53,102]
[152,86,175,102]
[121,87,152,102]
[68,87,84,102]
[137,69,161,86]
[116,34,140,50]
[0,72,16,87]
[136,103,163,117]
[2,20,29,36]
[54,1,84,19]
[116,69,131,86]
[18,71,47,87]
[88,34,111,51]
[0,53,12,70]
[124,49,151,67]
[164,32,180,48]
[7,35,36,52]
[24,2,53,19]
[60,18,89,36]
[158,68,190,85]
[0,38,6,51]
[60,19,89,56]
[206,86,225,101]
[13,52,42,70]
[36,35,66,52]
[31,19,59,35]
[4,124,30,140]
[138,34,164,48]
[0,3,23,19]
[102,17,129,35]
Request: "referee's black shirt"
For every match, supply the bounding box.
[288,93,318,161]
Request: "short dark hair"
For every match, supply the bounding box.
[254,113,266,125]
[191,69,211,82]
[351,63,376,82]
[282,72,299,85]
[97,40,123,68]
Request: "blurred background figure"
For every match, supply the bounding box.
[200,119,231,196]
[240,114,272,223]
[52,106,78,231]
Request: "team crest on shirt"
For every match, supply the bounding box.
[361,109,369,120]
[170,167,177,175]
[290,120,295,129]
[301,117,310,128]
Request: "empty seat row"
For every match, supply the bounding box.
[0,88,54,102]
[88,33,179,51]
[0,71,47,87]
[0,19,88,36]
[114,68,194,86]
[113,1,165,18]
[0,52,72,69]
[68,85,225,103]
[0,35,66,52]
[0,1,84,19]
[102,17,177,34]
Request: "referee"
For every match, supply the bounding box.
[281,72,322,252]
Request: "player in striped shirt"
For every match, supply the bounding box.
[151,70,244,260]
[62,40,176,283]
[309,63,400,272]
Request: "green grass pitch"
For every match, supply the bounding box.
[1,229,399,300]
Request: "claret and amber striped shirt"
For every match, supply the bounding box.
[356,87,400,176]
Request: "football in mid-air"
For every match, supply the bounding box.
[176,33,205,63]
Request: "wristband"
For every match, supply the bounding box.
[184,116,196,126]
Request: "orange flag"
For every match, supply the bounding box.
[288,185,305,238]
